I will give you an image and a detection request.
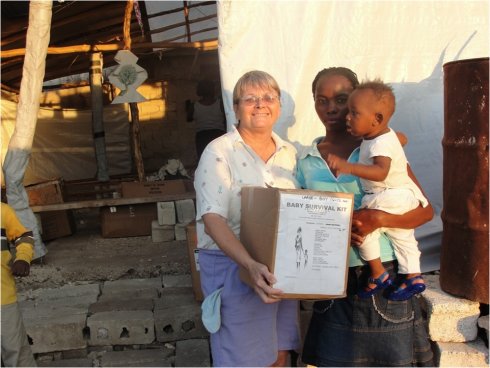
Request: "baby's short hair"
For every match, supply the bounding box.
[357,79,396,116]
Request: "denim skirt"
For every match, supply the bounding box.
[302,260,433,367]
[199,249,300,367]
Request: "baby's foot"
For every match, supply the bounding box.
[388,275,426,301]
[358,271,392,298]
[396,274,425,289]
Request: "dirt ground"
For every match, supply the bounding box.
[16,227,191,293]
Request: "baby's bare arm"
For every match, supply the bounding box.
[395,131,408,146]
[327,154,390,181]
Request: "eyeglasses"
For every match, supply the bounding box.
[239,94,279,106]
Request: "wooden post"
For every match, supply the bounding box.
[183,1,192,42]
[129,103,145,182]
[89,52,110,181]
[124,0,145,182]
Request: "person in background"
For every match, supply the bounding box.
[297,67,434,366]
[1,202,37,367]
[326,79,428,300]
[194,70,300,366]
[186,79,226,160]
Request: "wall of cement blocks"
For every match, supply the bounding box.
[19,273,489,366]
[18,276,210,366]
[417,274,488,366]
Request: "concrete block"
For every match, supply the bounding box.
[99,348,173,367]
[22,295,94,310]
[421,275,480,342]
[175,199,195,224]
[89,298,154,314]
[18,283,100,306]
[87,345,113,354]
[161,274,192,288]
[102,277,163,290]
[24,314,87,353]
[434,337,489,367]
[157,201,176,225]
[175,339,210,367]
[175,223,187,241]
[101,278,162,300]
[154,304,208,343]
[478,315,489,342]
[36,353,57,362]
[20,301,88,320]
[61,348,88,359]
[151,221,175,242]
[37,358,93,367]
[21,302,88,354]
[154,291,197,310]
[87,311,155,346]
[160,286,195,297]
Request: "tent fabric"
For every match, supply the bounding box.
[4,0,53,259]
[217,0,489,272]
[1,99,132,185]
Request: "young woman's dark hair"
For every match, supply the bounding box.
[311,67,360,95]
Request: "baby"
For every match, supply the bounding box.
[327,79,429,301]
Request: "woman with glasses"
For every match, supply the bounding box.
[194,70,300,366]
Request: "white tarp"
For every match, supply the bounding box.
[3,0,53,259]
[1,99,132,185]
[217,0,489,272]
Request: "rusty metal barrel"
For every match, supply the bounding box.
[440,57,489,303]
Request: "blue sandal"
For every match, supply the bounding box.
[388,275,426,301]
[358,271,392,298]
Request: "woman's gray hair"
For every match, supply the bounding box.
[232,70,281,104]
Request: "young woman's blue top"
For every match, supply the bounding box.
[296,137,396,267]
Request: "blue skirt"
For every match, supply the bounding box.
[199,249,300,367]
[302,260,433,367]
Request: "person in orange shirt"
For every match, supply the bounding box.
[1,202,37,367]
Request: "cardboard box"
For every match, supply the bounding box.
[185,221,204,301]
[100,204,157,238]
[239,187,354,299]
[26,179,65,205]
[121,180,191,198]
[39,210,74,241]
[25,179,73,241]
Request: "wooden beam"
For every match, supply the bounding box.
[30,192,196,212]
[90,52,110,181]
[129,103,145,182]
[138,1,153,44]
[1,2,124,46]
[1,40,218,58]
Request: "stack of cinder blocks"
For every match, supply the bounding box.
[19,276,210,366]
[421,274,489,366]
[152,199,196,242]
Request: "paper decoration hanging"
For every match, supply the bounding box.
[109,50,148,104]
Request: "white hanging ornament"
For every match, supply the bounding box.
[109,50,148,104]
